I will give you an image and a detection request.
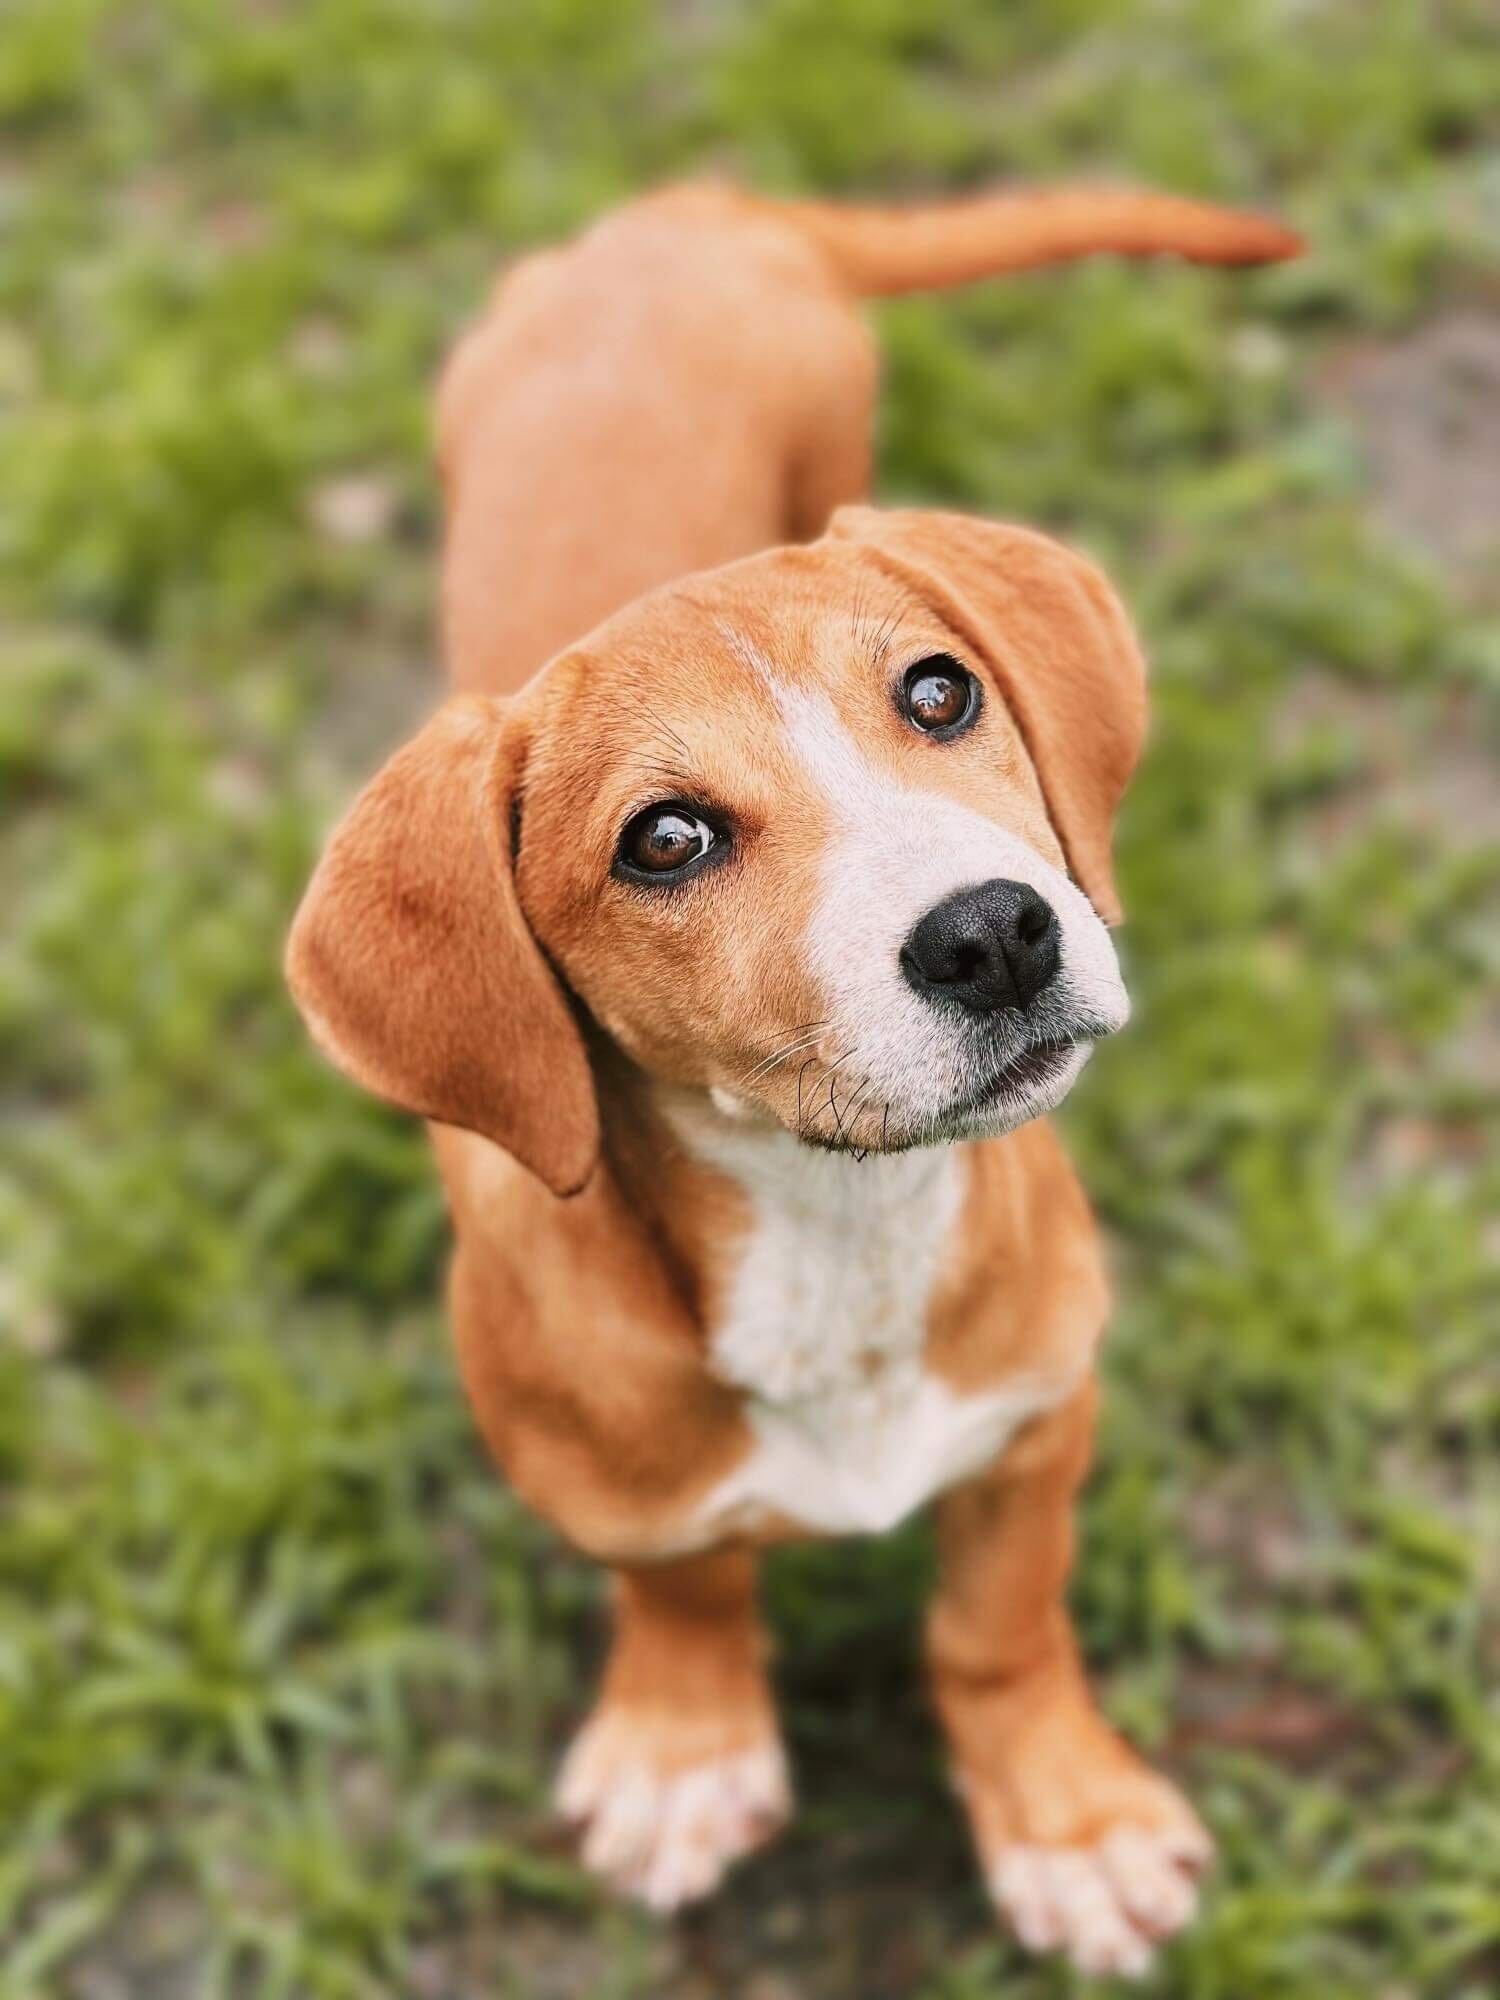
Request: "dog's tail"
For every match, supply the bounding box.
[755,185,1301,297]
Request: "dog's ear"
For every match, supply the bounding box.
[286,697,598,1196]
[830,507,1147,925]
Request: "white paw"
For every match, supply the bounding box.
[556,1722,791,1912]
[990,1822,1212,1979]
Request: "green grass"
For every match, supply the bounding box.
[3,2,1499,1994]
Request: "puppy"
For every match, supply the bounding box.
[287,183,1299,1975]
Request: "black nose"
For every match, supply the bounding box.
[900,879,1060,1016]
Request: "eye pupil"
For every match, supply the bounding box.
[903,656,975,733]
[911,673,962,724]
[622,805,716,876]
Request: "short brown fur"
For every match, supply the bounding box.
[287,180,1298,1965]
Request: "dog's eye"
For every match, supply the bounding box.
[617,803,721,880]
[901,656,979,737]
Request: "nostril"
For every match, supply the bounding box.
[901,935,988,987]
[1015,899,1054,949]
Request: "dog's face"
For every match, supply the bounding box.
[287,510,1146,1194]
[520,558,1129,1159]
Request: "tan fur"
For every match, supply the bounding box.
[827,509,1148,924]
[286,180,1298,1968]
[287,701,597,1195]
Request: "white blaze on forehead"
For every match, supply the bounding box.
[732,647,1128,1133]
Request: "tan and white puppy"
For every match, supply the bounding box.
[287,183,1299,1974]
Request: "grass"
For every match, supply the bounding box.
[2,1,1499,1994]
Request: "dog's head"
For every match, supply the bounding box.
[287,510,1146,1195]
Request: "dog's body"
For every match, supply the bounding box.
[289,183,1298,1972]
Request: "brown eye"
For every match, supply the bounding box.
[902,655,978,736]
[618,803,721,880]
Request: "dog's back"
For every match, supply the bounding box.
[434,183,1299,695]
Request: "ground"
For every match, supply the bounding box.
[2,3,1498,1996]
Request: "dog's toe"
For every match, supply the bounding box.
[557,1725,790,1912]
[990,1823,1206,1979]
[1099,1823,1203,1936]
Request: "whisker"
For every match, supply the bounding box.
[870,599,908,665]
[797,1045,859,1142]
[848,1080,880,1144]
[741,1026,827,1085]
[817,1049,863,1140]
[638,701,691,761]
[848,574,873,652]
[833,1075,880,1148]
[826,1076,846,1141]
[797,1056,819,1137]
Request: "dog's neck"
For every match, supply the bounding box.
[594,1052,963,1386]
[651,1080,967,1414]
[594,1047,952,1230]
[657,1080,950,1215]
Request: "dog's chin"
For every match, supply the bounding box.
[933,1037,1093,1141]
[792,1037,1095,1159]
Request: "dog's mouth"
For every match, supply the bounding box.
[944,1037,1086,1120]
[782,1034,1091,1157]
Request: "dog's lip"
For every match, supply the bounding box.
[947,1037,1082,1116]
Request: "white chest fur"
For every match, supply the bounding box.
[670,1102,1062,1538]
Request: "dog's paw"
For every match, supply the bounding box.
[989,1818,1211,1979]
[555,1711,791,1912]
[948,1695,1213,1979]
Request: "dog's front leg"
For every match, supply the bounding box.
[556,1547,790,1911]
[927,1381,1211,1979]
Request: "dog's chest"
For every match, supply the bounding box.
[684,1133,1052,1537]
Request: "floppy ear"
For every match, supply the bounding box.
[285,697,599,1196]
[829,507,1147,925]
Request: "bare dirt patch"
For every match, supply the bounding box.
[1322,310,1500,590]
